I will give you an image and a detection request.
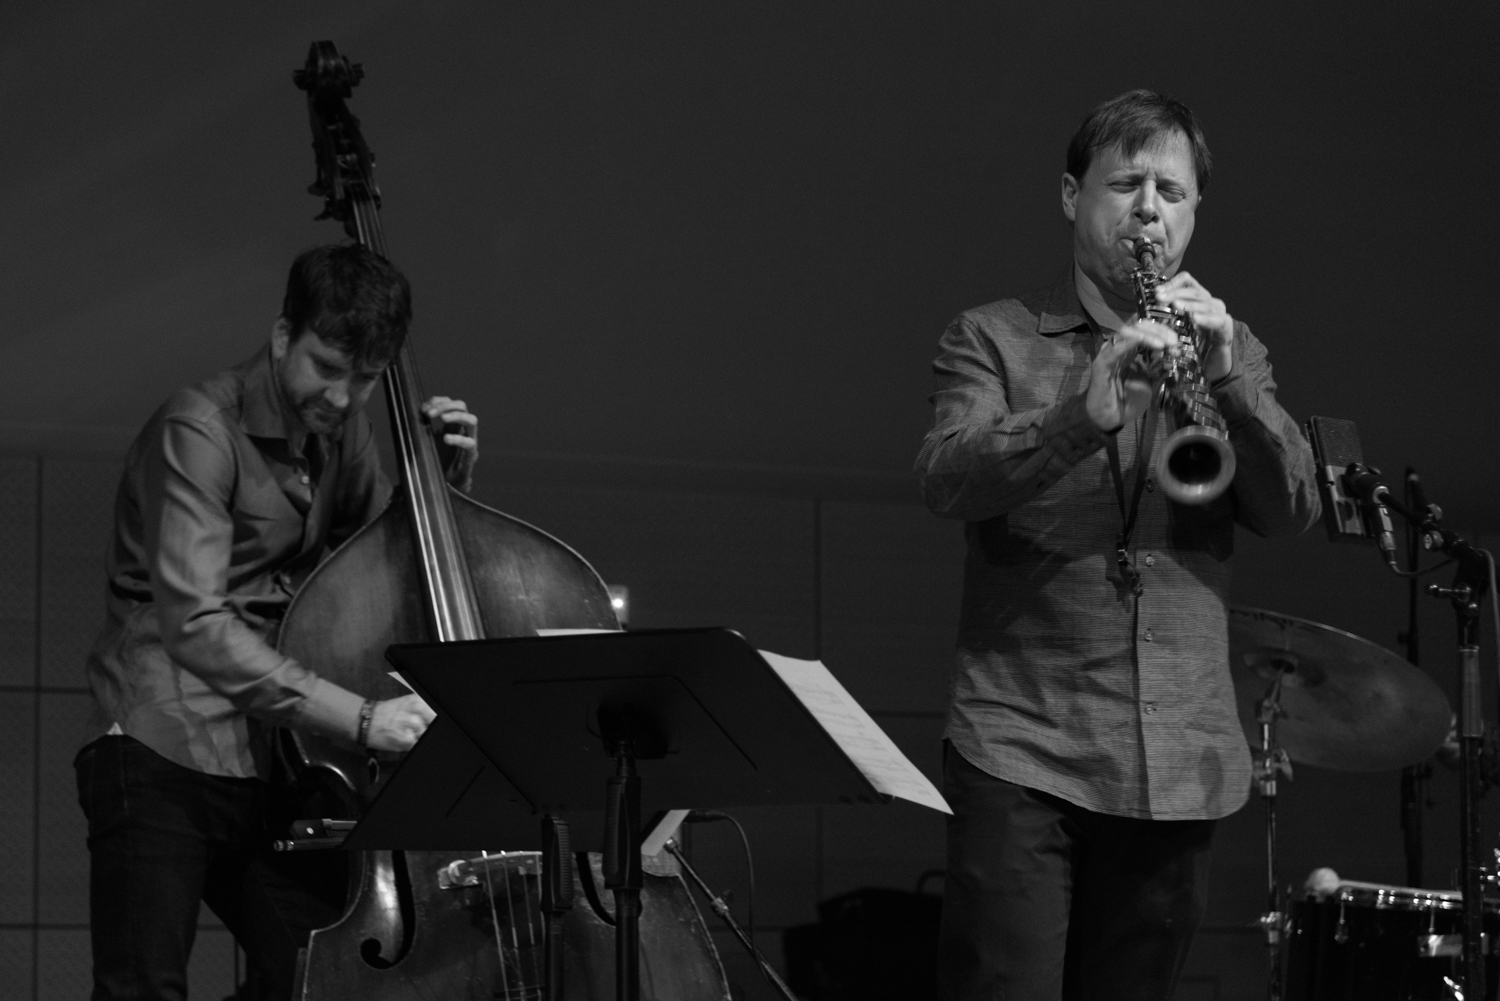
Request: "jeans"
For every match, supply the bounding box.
[937,744,1215,1001]
[75,735,346,1001]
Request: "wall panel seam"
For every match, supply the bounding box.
[812,495,824,907]
[0,685,89,695]
[32,456,43,1001]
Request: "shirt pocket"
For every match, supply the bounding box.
[230,488,302,559]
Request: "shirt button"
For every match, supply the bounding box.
[1144,554,1155,568]
[300,474,310,484]
[1146,478,1156,492]
[1143,628,1154,642]
[1143,702,1157,715]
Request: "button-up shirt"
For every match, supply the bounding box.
[85,347,391,779]
[914,271,1320,820]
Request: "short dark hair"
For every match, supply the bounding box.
[1065,89,1212,194]
[280,244,412,370]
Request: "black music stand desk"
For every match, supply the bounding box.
[367,627,947,1001]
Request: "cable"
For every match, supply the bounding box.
[722,813,756,948]
[1384,557,1456,580]
[685,810,756,945]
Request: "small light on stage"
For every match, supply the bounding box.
[606,585,630,627]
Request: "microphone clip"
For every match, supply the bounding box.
[1341,463,1400,571]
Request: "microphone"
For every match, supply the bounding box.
[1342,463,1390,507]
[1344,463,1400,571]
[1305,417,1399,571]
[1305,416,1370,542]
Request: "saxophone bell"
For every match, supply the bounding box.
[1158,424,1236,506]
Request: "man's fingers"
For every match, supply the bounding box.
[433,410,477,428]
[422,397,477,431]
[1112,323,1178,355]
[1154,271,1203,294]
[396,693,435,722]
[432,412,477,434]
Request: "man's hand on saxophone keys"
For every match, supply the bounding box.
[1087,319,1179,433]
[1151,271,1235,382]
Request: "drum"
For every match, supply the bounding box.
[1286,879,1499,1000]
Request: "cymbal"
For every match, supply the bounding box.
[1228,607,1451,772]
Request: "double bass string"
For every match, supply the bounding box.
[480,851,514,999]
[518,866,541,996]
[346,134,526,994]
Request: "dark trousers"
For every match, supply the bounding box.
[938,746,1215,1001]
[75,735,346,1001]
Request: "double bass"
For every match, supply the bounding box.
[275,42,730,1000]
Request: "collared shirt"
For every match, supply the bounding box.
[914,270,1320,820]
[85,347,390,779]
[1073,261,1132,332]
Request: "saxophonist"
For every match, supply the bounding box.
[914,90,1320,999]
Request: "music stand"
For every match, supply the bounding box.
[342,716,545,850]
[384,627,889,1001]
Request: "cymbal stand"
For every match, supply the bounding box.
[1254,669,1293,1001]
[1399,468,1433,889]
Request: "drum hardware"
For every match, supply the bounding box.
[1292,870,1500,998]
[1231,609,1456,1000]
[1305,426,1500,996]
[1253,665,1295,1001]
[1229,608,1453,774]
[1421,933,1491,960]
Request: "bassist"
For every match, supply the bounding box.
[76,243,476,1000]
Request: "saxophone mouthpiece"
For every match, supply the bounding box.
[1133,239,1159,269]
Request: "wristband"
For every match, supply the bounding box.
[356,699,376,748]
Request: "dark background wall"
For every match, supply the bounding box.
[1,2,1497,998]
[4,1,1498,514]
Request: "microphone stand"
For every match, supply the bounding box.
[1398,468,1433,889]
[663,839,799,1001]
[1349,468,1492,997]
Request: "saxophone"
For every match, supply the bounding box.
[1129,240,1236,505]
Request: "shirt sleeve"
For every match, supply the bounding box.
[914,315,1112,521]
[1211,323,1322,537]
[144,415,366,740]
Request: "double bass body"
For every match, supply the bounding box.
[276,41,730,1000]
[279,487,620,804]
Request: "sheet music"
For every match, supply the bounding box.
[759,650,951,814]
[535,628,621,636]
